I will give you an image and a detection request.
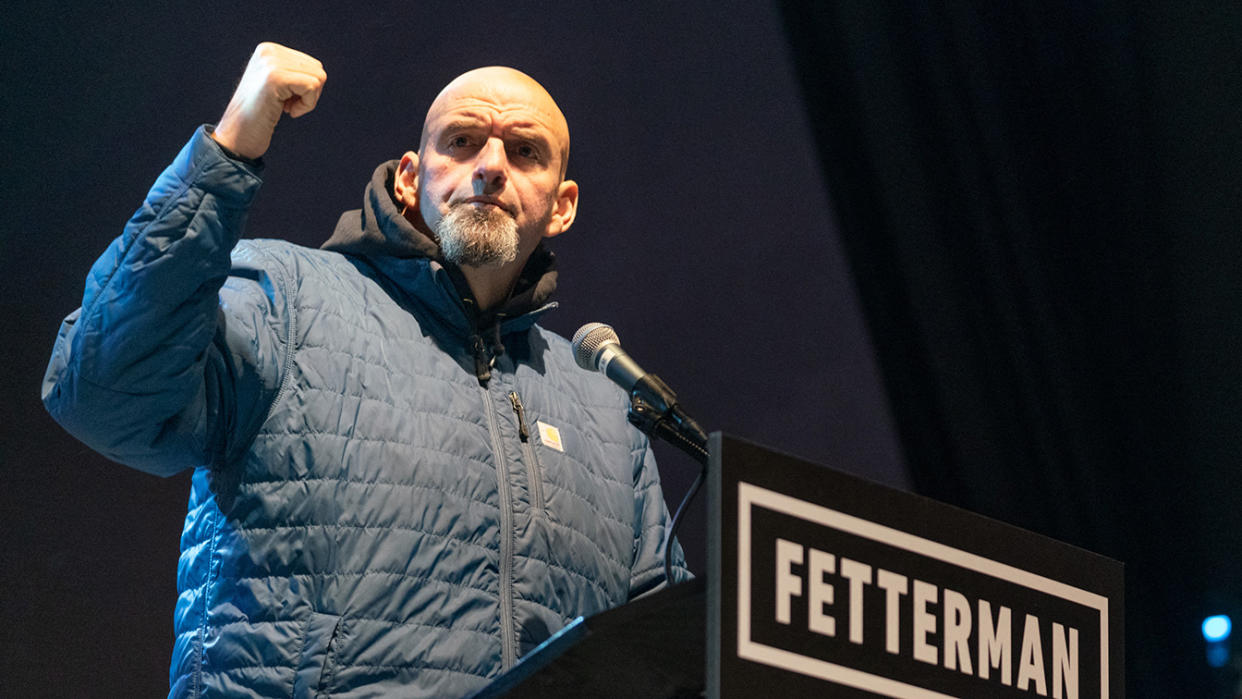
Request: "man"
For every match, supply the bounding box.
[42,43,688,698]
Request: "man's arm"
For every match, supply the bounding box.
[41,44,326,475]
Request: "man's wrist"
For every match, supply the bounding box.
[207,124,264,167]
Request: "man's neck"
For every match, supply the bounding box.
[458,262,521,312]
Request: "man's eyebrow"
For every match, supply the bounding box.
[438,119,553,148]
[439,117,487,132]
[507,127,552,146]
[437,118,550,139]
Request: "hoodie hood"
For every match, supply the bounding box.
[321,159,442,260]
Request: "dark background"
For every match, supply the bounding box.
[3,1,1239,697]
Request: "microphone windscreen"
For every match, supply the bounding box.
[572,323,620,371]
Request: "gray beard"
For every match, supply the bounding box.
[435,203,519,268]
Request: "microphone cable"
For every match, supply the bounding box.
[663,461,706,587]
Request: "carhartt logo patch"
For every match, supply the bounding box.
[536,421,564,452]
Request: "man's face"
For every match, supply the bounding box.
[411,68,575,268]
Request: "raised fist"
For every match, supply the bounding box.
[211,42,327,160]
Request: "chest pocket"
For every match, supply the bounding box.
[526,409,636,568]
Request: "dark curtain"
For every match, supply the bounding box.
[778,0,1242,695]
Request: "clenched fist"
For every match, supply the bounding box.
[212,43,327,160]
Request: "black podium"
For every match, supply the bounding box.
[476,433,1124,698]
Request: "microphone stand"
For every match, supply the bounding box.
[625,374,709,587]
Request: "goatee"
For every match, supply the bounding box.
[436,203,519,268]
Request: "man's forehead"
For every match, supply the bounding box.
[432,101,555,133]
[421,67,569,147]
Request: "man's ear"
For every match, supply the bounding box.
[545,179,579,238]
[393,151,421,218]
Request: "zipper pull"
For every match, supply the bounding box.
[470,334,492,386]
[507,391,530,442]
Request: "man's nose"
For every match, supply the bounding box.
[473,138,507,193]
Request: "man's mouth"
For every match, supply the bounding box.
[462,197,511,214]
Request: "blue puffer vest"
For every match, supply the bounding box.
[42,127,688,698]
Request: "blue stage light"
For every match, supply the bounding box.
[1203,615,1232,642]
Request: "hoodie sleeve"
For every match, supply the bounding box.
[629,440,694,598]
[41,126,291,476]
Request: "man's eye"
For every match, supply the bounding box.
[514,144,540,161]
[449,135,472,149]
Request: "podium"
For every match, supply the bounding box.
[476,433,1124,698]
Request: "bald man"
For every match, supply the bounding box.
[43,42,688,698]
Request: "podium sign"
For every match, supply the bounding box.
[707,434,1124,698]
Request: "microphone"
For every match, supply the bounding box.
[572,323,707,461]
[572,322,649,393]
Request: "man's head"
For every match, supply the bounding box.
[392,67,578,271]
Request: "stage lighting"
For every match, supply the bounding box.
[1203,615,1232,643]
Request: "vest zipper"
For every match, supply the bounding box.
[507,391,545,514]
[507,391,530,441]
[480,385,518,670]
